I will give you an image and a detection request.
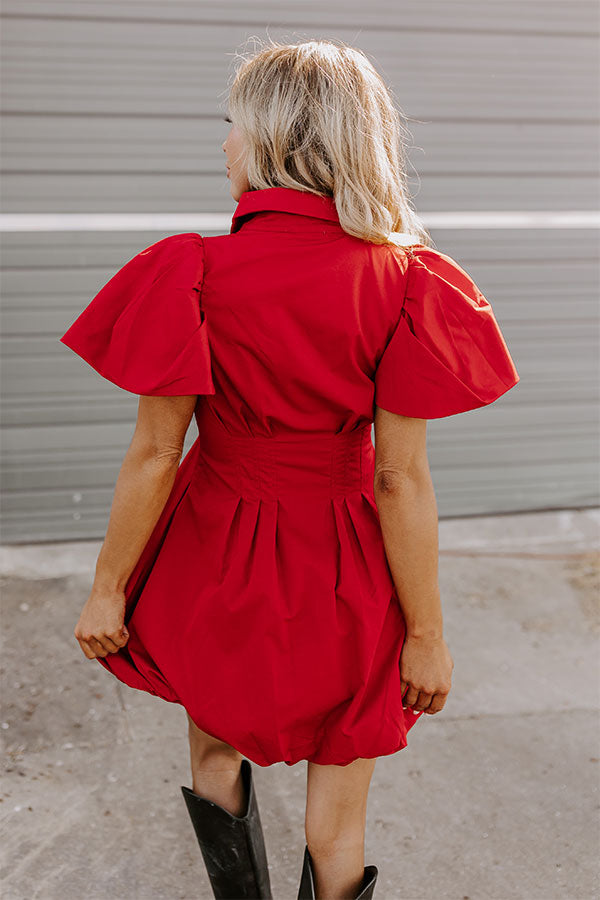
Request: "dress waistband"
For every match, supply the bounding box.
[193,407,374,500]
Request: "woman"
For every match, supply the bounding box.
[59,39,520,900]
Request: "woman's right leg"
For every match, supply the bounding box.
[186,711,245,814]
[182,712,273,898]
[305,757,377,899]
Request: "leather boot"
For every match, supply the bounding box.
[181,757,273,899]
[297,844,378,900]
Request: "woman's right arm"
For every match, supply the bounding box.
[373,404,454,715]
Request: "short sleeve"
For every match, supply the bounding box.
[374,246,520,418]
[59,233,215,396]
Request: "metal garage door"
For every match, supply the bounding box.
[1,2,598,542]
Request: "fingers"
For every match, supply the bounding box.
[99,635,121,654]
[74,628,129,659]
[88,636,109,657]
[403,686,429,710]
[402,684,449,715]
[424,693,448,714]
[76,637,97,659]
[110,627,130,648]
[402,684,419,708]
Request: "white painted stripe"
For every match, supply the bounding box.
[424,211,600,229]
[0,213,230,232]
[0,211,598,232]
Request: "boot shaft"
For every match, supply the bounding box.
[181,757,273,900]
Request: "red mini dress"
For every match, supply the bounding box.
[59,187,520,768]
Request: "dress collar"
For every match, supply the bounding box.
[230,187,339,233]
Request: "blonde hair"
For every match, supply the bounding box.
[225,37,433,248]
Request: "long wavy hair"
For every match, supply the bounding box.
[224,37,432,248]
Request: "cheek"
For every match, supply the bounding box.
[232,139,246,165]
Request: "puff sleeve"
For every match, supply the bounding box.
[59,233,215,396]
[374,246,520,418]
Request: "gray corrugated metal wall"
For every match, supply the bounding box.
[1,2,599,542]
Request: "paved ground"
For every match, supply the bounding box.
[1,508,599,900]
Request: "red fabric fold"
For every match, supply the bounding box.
[375,246,520,418]
[59,233,215,397]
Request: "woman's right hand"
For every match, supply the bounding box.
[399,633,454,715]
[73,586,130,659]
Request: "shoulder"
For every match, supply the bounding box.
[374,242,520,418]
[404,244,480,288]
[383,241,469,278]
[128,232,206,286]
[381,243,493,317]
[135,232,204,265]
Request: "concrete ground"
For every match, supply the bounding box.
[1,508,599,900]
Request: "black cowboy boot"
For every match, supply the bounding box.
[297,844,378,900]
[181,757,273,899]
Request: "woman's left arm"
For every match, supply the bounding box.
[74,395,198,661]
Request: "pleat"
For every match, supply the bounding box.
[96,472,423,766]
